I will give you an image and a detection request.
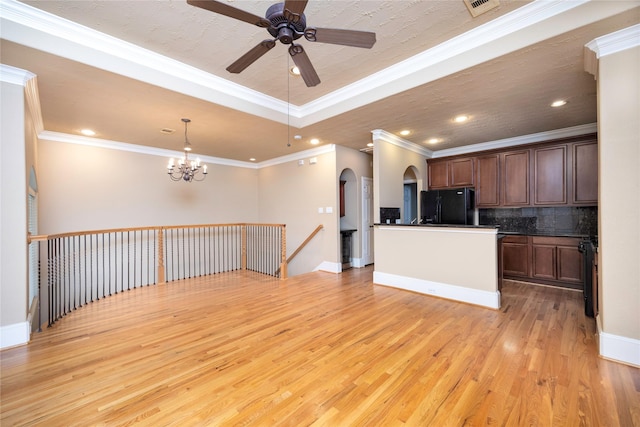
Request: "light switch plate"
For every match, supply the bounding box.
[318,207,324,213]
[326,206,333,213]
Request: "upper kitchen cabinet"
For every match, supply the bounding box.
[572,141,598,205]
[533,145,567,205]
[427,157,474,189]
[429,135,597,207]
[476,155,500,207]
[427,160,449,189]
[502,150,530,206]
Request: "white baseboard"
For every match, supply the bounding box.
[373,271,500,309]
[0,321,30,349]
[314,261,341,274]
[598,329,640,367]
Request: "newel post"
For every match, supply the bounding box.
[280,224,287,280]
[157,227,165,284]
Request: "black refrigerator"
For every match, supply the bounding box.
[420,188,475,225]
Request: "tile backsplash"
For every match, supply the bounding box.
[479,206,598,236]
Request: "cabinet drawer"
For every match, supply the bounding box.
[532,236,580,246]
[503,235,528,244]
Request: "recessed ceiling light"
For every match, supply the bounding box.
[249,158,256,162]
[399,130,411,136]
[294,134,302,140]
[290,66,300,76]
[80,129,96,136]
[551,100,567,107]
[310,138,320,145]
[453,115,469,123]
[428,138,440,144]
[367,142,374,147]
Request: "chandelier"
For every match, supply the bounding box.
[167,118,207,182]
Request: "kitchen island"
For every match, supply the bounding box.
[373,224,501,309]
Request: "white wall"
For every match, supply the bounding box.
[0,71,38,348]
[257,147,339,276]
[597,43,640,365]
[372,130,428,223]
[37,139,259,234]
[336,144,373,261]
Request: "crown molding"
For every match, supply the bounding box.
[430,123,598,158]
[371,129,433,158]
[0,0,298,126]
[257,144,336,168]
[585,24,640,59]
[3,0,633,129]
[0,63,35,85]
[0,64,44,134]
[38,131,259,169]
[37,130,336,169]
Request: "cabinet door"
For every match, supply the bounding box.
[534,145,567,205]
[532,244,557,280]
[557,245,583,284]
[502,150,530,206]
[502,241,529,277]
[450,158,474,187]
[573,141,598,205]
[428,161,449,189]
[476,155,500,207]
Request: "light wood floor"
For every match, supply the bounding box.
[1,266,639,426]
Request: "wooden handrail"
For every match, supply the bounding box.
[284,224,324,265]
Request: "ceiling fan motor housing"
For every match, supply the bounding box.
[266,2,306,44]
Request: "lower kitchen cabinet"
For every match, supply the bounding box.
[502,236,529,277]
[503,235,583,289]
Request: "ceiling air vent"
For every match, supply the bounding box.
[463,0,500,17]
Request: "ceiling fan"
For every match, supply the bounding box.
[186,0,377,87]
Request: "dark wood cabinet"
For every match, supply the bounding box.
[572,141,598,205]
[502,236,530,278]
[428,135,597,207]
[506,235,584,289]
[476,155,500,207]
[532,243,557,280]
[557,244,583,284]
[502,150,530,206]
[450,157,474,187]
[534,145,567,205]
[428,161,449,189]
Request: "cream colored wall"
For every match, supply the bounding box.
[257,150,338,276]
[372,133,427,223]
[375,226,498,292]
[37,139,259,234]
[336,145,373,260]
[0,81,28,328]
[598,45,640,341]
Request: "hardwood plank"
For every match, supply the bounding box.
[1,269,638,426]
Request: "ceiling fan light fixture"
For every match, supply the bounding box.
[289,66,300,76]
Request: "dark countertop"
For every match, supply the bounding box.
[375,223,499,230]
[497,230,595,239]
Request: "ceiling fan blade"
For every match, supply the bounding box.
[304,27,376,49]
[187,0,271,28]
[283,0,308,22]
[227,40,276,73]
[288,44,320,87]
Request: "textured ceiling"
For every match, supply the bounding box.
[1,0,639,163]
